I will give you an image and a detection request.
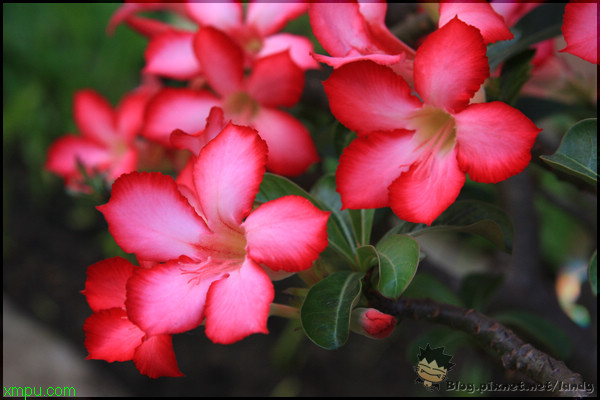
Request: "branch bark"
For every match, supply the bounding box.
[371,295,590,397]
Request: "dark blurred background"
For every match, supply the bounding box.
[3,3,597,396]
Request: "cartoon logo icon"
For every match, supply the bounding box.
[414,344,455,391]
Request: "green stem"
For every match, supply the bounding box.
[270,303,300,320]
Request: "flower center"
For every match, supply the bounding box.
[408,105,456,158]
[223,91,260,123]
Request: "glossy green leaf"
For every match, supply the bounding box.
[494,310,572,360]
[356,245,378,272]
[348,208,375,246]
[375,234,420,299]
[256,173,318,204]
[459,273,504,311]
[487,3,565,71]
[589,251,597,296]
[300,271,364,350]
[310,174,357,265]
[540,119,598,186]
[385,200,514,253]
[402,273,463,307]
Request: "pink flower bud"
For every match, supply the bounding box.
[350,308,396,339]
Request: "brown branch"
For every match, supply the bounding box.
[371,295,589,397]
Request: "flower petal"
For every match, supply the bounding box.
[323,60,421,135]
[439,2,513,45]
[126,257,222,335]
[247,50,304,108]
[142,88,220,147]
[336,130,418,210]
[193,122,267,232]
[45,135,111,177]
[309,2,372,57]
[133,334,184,378]
[83,257,135,312]
[204,258,274,344]
[144,30,202,80]
[454,102,541,183]
[116,78,161,141]
[414,17,489,113]
[97,172,211,262]
[170,106,227,158]
[245,195,330,272]
[560,2,598,64]
[84,308,144,362]
[389,149,466,225]
[246,2,307,37]
[186,2,243,32]
[194,27,244,97]
[250,107,319,176]
[260,33,319,70]
[74,89,117,145]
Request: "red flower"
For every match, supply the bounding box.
[97,123,330,344]
[142,27,320,176]
[45,82,158,192]
[83,257,183,378]
[324,18,541,225]
[560,2,598,64]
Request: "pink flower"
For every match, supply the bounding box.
[97,122,330,344]
[560,2,598,64]
[186,1,317,70]
[350,308,396,339]
[83,257,183,378]
[45,82,158,192]
[142,26,320,176]
[309,1,415,84]
[324,18,541,225]
[112,1,316,80]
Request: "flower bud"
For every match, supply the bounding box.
[350,308,396,339]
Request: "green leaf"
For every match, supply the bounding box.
[385,200,514,253]
[255,173,317,204]
[300,271,364,350]
[496,49,535,105]
[459,273,504,311]
[494,310,572,360]
[348,208,375,246]
[402,273,463,307]
[375,234,420,299]
[487,3,565,71]
[589,251,597,296]
[540,119,598,186]
[310,174,357,265]
[356,245,378,272]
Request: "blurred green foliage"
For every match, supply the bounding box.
[4,3,145,194]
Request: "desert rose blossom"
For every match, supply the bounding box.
[309,1,415,84]
[142,26,320,176]
[560,2,598,64]
[83,257,183,378]
[97,122,330,344]
[45,82,158,193]
[350,308,396,339]
[323,18,541,225]
[186,1,317,70]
